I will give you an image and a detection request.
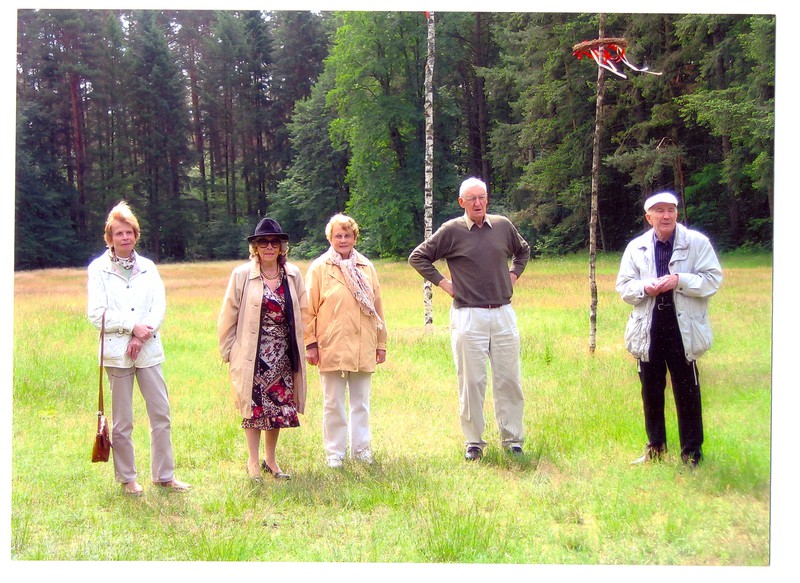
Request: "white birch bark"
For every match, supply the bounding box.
[589,15,606,353]
[423,12,436,328]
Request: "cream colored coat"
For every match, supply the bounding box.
[87,251,166,368]
[217,259,307,418]
[303,249,387,373]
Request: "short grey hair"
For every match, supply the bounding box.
[459,177,487,198]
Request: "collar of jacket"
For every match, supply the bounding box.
[639,223,688,252]
[100,251,146,278]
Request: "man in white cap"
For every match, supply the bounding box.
[616,191,722,467]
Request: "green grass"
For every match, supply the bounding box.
[11,252,772,567]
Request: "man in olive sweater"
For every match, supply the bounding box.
[409,177,531,461]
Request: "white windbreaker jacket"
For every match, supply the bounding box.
[616,223,723,362]
[87,251,167,369]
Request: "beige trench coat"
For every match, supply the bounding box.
[217,258,307,418]
[303,249,387,373]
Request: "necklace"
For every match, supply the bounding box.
[260,267,281,280]
[110,250,136,270]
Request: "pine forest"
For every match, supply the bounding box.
[14,10,775,269]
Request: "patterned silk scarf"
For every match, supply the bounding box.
[327,248,384,330]
[110,249,136,271]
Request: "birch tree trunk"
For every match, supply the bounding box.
[589,14,606,354]
[423,12,436,328]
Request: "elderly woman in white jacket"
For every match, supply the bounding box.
[87,201,189,496]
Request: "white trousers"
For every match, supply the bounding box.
[450,304,525,451]
[106,364,176,483]
[320,370,372,459]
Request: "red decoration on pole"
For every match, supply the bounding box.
[572,37,661,79]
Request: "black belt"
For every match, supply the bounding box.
[475,304,503,309]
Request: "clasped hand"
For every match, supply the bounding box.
[127,323,154,359]
[644,274,679,296]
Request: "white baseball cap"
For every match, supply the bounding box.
[644,192,679,211]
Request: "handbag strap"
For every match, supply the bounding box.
[98,310,106,415]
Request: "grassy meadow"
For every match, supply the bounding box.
[11,252,772,571]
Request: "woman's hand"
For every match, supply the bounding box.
[132,323,154,342]
[127,336,143,360]
[376,349,386,365]
[305,346,320,366]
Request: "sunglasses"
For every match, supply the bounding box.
[255,238,283,248]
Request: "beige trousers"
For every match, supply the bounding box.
[450,304,525,451]
[319,370,372,460]
[106,364,176,483]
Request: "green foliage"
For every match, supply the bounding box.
[14,11,775,269]
[192,219,251,260]
[270,65,349,250]
[15,104,88,269]
[323,11,427,257]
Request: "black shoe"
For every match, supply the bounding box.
[464,446,483,461]
[261,460,291,480]
[631,444,665,465]
[508,446,523,455]
[681,452,701,468]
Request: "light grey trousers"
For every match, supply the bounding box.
[450,304,525,451]
[106,364,176,483]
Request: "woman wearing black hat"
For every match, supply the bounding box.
[217,218,308,481]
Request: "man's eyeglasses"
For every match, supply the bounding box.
[255,238,282,248]
[462,195,487,203]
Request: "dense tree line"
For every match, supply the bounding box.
[15,10,774,269]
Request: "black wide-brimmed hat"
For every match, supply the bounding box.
[247,217,289,242]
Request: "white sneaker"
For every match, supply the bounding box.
[326,456,344,468]
[354,449,373,464]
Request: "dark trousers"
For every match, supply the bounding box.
[638,306,704,461]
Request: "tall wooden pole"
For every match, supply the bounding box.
[423,12,436,328]
[588,14,606,354]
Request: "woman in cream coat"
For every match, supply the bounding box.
[304,214,387,468]
[218,218,307,481]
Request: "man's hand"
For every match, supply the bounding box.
[644,274,679,296]
[439,278,455,297]
[376,349,386,364]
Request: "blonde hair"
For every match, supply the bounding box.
[325,213,360,242]
[104,201,140,248]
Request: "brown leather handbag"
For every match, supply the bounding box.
[92,311,112,463]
